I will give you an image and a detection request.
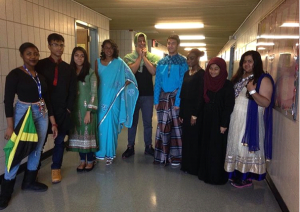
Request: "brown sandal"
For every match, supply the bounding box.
[77,162,86,172]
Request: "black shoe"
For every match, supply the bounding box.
[21,170,48,192]
[122,146,135,158]
[0,178,16,210]
[144,145,154,156]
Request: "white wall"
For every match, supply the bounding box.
[109,30,135,59]
[217,0,299,211]
[0,0,110,174]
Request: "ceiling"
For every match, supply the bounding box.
[75,0,261,59]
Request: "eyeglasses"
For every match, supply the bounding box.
[50,43,65,48]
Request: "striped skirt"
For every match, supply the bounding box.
[154,90,182,164]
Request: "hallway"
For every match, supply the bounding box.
[7,124,281,212]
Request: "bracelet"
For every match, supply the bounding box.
[249,90,256,95]
[52,124,58,127]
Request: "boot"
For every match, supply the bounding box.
[21,170,48,192]
[0,178,16,210]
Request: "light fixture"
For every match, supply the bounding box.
[257,47,266,50]
[184,47,207,51]
[180,43,206,47]
[179,35,205,40]
[154,23,204,29]
[257,35,299,39]
[256,42,275,46]
[280,23,299,27]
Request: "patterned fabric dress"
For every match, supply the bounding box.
[224,87,266,180]
[68,69,98,153]
[95,57,138,160]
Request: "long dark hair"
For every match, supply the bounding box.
[231,50,264,85]
[70,47,90,82]
[100,39,119,60]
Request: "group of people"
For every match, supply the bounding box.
[0,31,275,210]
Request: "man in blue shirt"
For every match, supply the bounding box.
[153,35,188,167]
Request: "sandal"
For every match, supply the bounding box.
[106,158,113,166]
[77,162,86,172]
[85,162,95,172]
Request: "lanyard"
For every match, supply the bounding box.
[23,65,42,99]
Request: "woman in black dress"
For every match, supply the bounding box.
[179,49,205,175]
[198,57,235,185]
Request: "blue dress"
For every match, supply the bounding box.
[95,57,138,159]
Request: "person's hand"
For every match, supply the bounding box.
[247,79,256,91]
[220,127,227,134]
[179,117,183,123]
[141,48,147,58]
[190,117,196,126]
[155,104,158,110]
[84,111,91,124]
[52,126,58,139]
[67,108,71,114]
[4,127,13,140]
[136,47,143,57]
[173,106,180,110]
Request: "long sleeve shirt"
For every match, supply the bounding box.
[154,54,188,107]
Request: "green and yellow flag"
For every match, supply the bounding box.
[4,106,38,172]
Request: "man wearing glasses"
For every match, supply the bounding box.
[36,33,77,184]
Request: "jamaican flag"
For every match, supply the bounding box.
[4,106,38,172]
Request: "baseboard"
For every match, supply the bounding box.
[266,172,289,212]
[0,149,54,183]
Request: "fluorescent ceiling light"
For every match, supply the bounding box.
[184,47,207,51]
[180,43,206,47]
[257,47,266,50]
[256,42,275,46]
[257,35,299,39]
[179,35,205,40]
[280,23,299,27]
[155,23,204,29]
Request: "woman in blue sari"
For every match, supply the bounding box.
[95,39,138,165]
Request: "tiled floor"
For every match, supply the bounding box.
[5,114,281,212]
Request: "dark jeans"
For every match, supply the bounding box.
[128,96,153,147]
[79,152,94,163]
[51,133,66,169]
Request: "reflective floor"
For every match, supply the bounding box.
[7,114,281,212]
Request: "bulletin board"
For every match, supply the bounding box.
[257,0,299,120]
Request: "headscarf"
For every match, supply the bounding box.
[123,32,160,72]
[203,57,228,103]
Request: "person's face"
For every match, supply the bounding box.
[48,40,64,58]
[137,35,146,49]
[74,50,85,67]
[209,64,221,77]
[103,42,114,58]
[167,39,179,55]
[21,47,40,67]
[187,52,199,68]
[243,55,254,73]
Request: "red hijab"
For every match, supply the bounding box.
[203,57,228,103]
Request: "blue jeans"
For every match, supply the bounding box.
[128,96,153,147]
[4,101,48,180]
[51,133,66,169]
[79,152,95,163]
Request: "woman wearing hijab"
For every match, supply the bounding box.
[198,57,235,185]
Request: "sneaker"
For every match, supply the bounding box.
[122,146,135,158]
[144,145,154,156]
[52,169,62,184]
[231,179,252,188]
[171,162,181,168]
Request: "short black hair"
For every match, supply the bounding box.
[19,42,39,55]
[47,33,64,44]
[167,34,180,45]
